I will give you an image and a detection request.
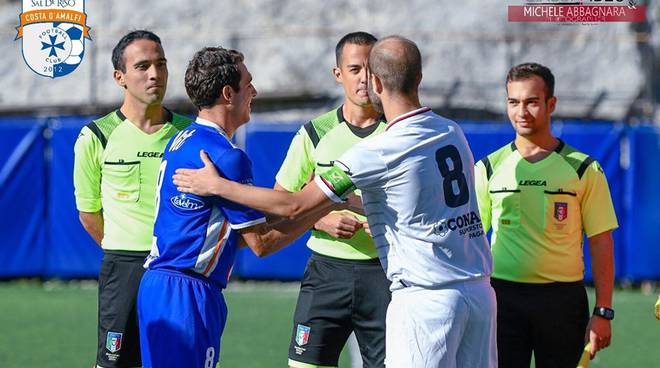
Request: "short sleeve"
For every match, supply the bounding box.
[275,127,315,192]
[474,160,492,233]
[215,148,266,229]
[73,125,103,212]
[581,160,618,237]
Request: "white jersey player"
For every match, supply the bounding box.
[317,106,492,289]
[316,106,495,367]
[173,36,497,368]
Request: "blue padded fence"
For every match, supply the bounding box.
[0,115,657,281]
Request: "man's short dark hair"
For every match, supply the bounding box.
[335,31,377,66]
[368,35,422,94]
[111,30,161,72]
[506,62,555,98]
[184,47,244,111]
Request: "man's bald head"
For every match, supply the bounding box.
[368,36,422,94]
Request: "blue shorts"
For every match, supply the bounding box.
[138,268,227,368]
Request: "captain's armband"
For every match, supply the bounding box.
[315,167,356,203]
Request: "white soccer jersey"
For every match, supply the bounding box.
[316,107,493,289]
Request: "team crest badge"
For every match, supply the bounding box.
[106,331,122,353]
[554,202,568,222]
[295,324,311,346]
[15,0,92,78]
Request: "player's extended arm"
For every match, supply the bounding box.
[585,230,614,358]
[274,182,363,239]
[78,210,103,246]
[173,150,333,220]
[239,203,337,257]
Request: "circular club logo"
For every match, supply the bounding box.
[15,0,91,78]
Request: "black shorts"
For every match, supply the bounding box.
[491,278,589,368]
[97,251,148,368]
[288,253,391,367]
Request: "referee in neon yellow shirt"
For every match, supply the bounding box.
[474,63,617,368]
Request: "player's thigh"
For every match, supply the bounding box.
[386,287,467,368]
[457,279,497,368]
[138,270,226,368]
[289,257,353,366]
[352,263,390,367]
[532,283,588,368]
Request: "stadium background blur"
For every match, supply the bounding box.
[0,1,658,367]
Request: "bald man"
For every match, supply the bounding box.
[173,35,497,368]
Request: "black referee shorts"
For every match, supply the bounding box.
[96,251,148,368]
[492,278,589,368]
[289,253,391,367]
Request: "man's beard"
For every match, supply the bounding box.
[368,79,384,114]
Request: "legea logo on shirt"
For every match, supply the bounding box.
[171,194,204,211]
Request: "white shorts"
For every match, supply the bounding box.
[385,278,497,368]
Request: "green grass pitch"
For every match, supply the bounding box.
[0,280,656,367]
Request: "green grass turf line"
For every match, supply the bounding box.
[2,281,655,367]
[528,288,659,367]
[577,290,659,367]
[0,280,352,368]
[0,280,98,367]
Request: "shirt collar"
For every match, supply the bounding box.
[196,117,229,138]
[385,107,432,131]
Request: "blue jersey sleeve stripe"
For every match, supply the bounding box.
[192,208,228,276]
[202,220,230,277]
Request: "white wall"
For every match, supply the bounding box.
[1,0,653,120]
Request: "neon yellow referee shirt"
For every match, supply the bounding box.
[73,109,191,252]
[474,140,618,283]
[276,107,387,260]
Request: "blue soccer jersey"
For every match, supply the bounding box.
[146,118,266,288]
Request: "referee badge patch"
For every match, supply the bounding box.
[554,202,568,222]
[295,324,310,346]
[106,331,122,353]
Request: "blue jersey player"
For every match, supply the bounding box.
[137,47,336,368]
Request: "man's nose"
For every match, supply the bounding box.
[148,64,162,79]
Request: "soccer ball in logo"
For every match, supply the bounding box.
[56,23,84,64]
[433,220,449,237]
[53,22,85,76]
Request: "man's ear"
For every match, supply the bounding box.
[113,70,126,89]
[332,66,342,83]
[547,96,557,114]
[221,85,234,103]
[371,73,383,94]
